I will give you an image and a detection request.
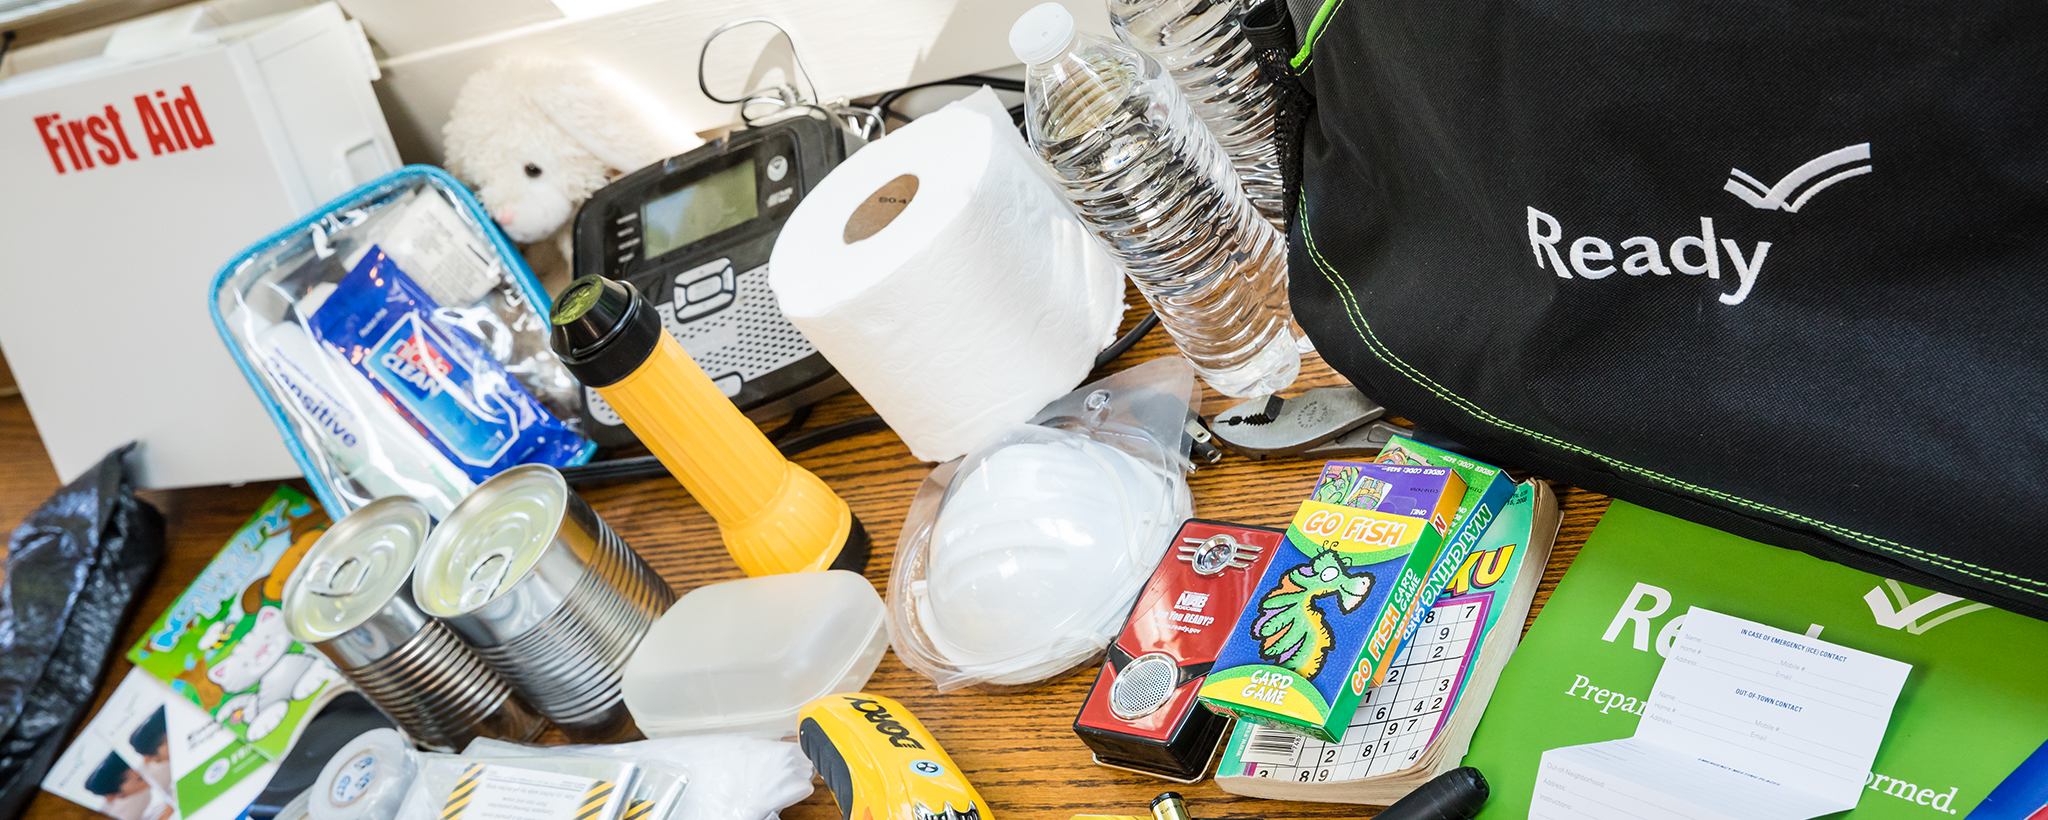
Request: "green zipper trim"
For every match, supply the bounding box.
[1290,0,1350,69]
[1296,200,2048,600]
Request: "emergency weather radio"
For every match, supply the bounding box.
[572,114,854,446]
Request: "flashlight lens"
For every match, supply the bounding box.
[552,278,604,325]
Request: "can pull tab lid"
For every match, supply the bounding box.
[309,556,371,597]
[460,549,516,610]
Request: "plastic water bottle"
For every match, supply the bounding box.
[1109,0,1284,226]
[1010,2,1298,399]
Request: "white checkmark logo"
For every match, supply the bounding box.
[1862,579,1989,634]
[1725,143,1872,213]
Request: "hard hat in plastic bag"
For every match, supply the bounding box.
[890,357,1198,691]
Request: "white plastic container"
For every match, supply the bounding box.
[622,571,888,738]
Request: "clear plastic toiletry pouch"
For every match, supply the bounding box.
[210,166,592,519]
[889,356,1199,692]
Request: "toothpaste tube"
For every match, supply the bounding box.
[311,248,590,481]
[246,315,473,517]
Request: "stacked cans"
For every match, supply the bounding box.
[413,465,676,742]
[281,497,546,751]
[282,465,673,747]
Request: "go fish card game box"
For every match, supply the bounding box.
[1199,467,1466,742]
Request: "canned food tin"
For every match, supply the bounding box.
[282,496,545,751]
[413,465,673,742]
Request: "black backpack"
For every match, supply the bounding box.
[1260,0,2048,619]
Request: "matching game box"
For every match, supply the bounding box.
[1371,438,1520,655]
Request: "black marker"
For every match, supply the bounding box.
[1375,767,1489,820]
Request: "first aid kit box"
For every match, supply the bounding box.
[0,2,398,488]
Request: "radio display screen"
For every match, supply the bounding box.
[641,158,758,259]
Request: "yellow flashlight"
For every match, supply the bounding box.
[549,275,866,576]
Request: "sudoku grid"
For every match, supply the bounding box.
[1236,592,1491,782]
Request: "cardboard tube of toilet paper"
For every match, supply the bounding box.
[768,88,1126,462]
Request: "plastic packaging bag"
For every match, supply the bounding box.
[210,168,593,520]
[308,250,587,482]
[0,445,164,819]
[465,736,814,820]
[890,357,1199,691]
[453,742,679,820]
[394,751,640,820]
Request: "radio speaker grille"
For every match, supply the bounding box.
[1110,653,1178,720]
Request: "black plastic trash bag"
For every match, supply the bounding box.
[0,444,164,820]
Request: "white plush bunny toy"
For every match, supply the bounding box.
[443,56,703,293]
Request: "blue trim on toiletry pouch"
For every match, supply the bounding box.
[208,165,593,517]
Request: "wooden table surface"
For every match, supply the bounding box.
[7,317,1612,820]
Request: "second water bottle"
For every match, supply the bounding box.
[1010,2,1298,399]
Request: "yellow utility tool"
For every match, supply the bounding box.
[797,693,990,820]
[549,275,867,576]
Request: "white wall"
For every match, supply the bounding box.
[6,0,1100,166]
[347,0,1111,164]
[0,0,314,76]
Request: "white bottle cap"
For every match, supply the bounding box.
[1010,2,1076,65]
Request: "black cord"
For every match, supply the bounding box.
[1094,311,1160,369]
[557,455,662,484]
[776,414,889,457]
[875,74,1025,131]
[875,74,1024,109]
[764,405,811,442]
[560,410,886,485]
[0,31,16,70]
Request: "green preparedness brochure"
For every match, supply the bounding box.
[1466,501,2048,819]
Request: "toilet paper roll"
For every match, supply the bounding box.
[769,88,1126,463]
